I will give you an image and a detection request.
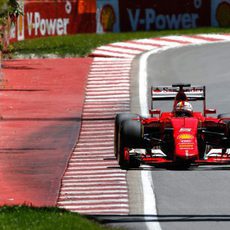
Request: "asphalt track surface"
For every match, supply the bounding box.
[140,42,230,230]
[0,58,91,206]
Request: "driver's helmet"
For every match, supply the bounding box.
[175,101,193,117]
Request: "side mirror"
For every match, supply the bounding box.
[149,109,161,115]
[205,109,216,114]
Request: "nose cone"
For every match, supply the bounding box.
[171,118,199,161]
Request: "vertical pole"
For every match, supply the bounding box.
[203,86,206,116]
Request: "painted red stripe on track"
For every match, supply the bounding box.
[67,166,119,170]
[62,184,126,188]
[1,58,92,207]
[79,212,129,215]
[77,135,113,138]
[63,173,125,177]
[70,156,114,160]
[92,61,132,64]
[76,143,113,146]
[86,81,130,85]
[62,176,125,181]
[65,169,122,173]
[91,66,131,70]
[59,201,129,206]
[65,207,129,211]
[83,108,128,111]
[61,189,127,193]
[83,110,129,114]
[95,48,137,55]
[90,53,131,59]
[87,77,129,81]
[77,139,114,143]
[65,168,125,173]
[79,127,114,130]
[63,181,126,185]
[128,40,163,48]
[58,197,128,202]
[60,192,127,195]
[83,101,129,104]
[64,178,125,181]
[62,179,126,183]
[77,212,129,215]
[82,116,116,119]
[64,169,123,173]
[86,91,129,96]
[67,168,119,172]
[85,86,129,90]
[68,161,116,164]
[71,147,114,151]
[108,44,147,52]
[184,35,223,42]
[89,70,129,73]
[73,141,113,145]
[153,37,191,44]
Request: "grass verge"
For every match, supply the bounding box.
[0,206,115,230]
[12,27,230,58]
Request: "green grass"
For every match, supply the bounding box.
[12,27,230,58]
[0,206,114,230]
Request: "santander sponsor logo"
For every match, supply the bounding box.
[27,12,70,36]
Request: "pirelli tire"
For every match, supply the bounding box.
[217,113,230,147]
[218,113,230,133]
[114,113,140,159]
[118,119,143,169]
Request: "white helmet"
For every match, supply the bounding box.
[175,101,193,117]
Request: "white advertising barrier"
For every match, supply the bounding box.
[96,0,120,33]
[211,0,230,27]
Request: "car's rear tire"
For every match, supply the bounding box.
[118,119,143,169]
[218,114,230,143]
[114,113,140,159]
[218,114,230,128]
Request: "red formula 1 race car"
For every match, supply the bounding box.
[115,84,230,169]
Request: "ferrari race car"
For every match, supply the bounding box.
[115,84,230,169]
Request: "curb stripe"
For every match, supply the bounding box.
[152,37,192,44]
[186,34,223,41]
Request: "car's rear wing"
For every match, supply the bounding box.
[151,85,205,101]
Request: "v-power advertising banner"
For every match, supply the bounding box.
[118,0,211,32]
[10,0,229,42]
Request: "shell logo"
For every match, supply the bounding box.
[100,4,116,32]
[216,1,230,27]
[177,133,194,140]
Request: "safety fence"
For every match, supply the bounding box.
[9,0,230,42]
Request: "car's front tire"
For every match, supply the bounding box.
[118,119,143,169]
[114,113,140,159]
